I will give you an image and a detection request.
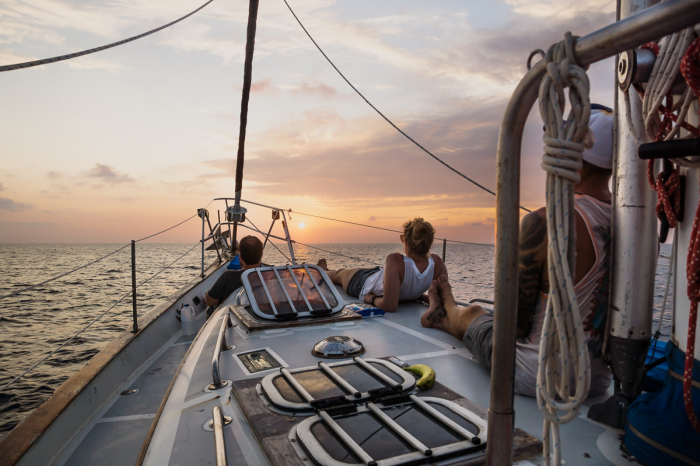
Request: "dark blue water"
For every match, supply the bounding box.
[0,242,671,439]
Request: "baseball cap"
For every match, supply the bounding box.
[583,105,614,169]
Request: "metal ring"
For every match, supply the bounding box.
[527,49,545,70]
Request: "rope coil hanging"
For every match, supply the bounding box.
[536,32,592,466]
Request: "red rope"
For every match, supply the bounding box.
[647,162,681,228]
[682,35,700,435]
[634,42,700,141]
[685,193,700,433]
[681,36,700,99]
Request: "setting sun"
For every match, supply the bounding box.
[298,222,306,229]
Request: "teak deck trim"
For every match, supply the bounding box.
[0,259,223,466]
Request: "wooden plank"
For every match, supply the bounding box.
[262,435,306,466]
[230,305,361,333]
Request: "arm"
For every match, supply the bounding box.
[365,253,403,312]
[516,208,548,338]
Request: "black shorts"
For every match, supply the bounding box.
[346,267,381,298]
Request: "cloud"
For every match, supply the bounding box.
[66,55,122,72]
[46,170,63,179]
[289,80,339,98]
[251,77,276,93]
[88,163,135,184]
[368,215,376,221]
[0,182,4,191]
[0,197,34,212]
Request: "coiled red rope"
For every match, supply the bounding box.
[681,35,700,434]
[647,164,681,227]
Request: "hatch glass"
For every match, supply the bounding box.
[242,264,344,320]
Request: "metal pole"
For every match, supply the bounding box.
[131,240,138,333]
[442,239,446,263]
[486,1,700,464]
[201,210,206,278]
[280,210,297,264]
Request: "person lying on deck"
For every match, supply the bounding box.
[204,235,263,312]
[421,106,615,398]
[317,218,447,312]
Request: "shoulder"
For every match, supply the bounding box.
[429,253,444,267]
[385,253,404,268]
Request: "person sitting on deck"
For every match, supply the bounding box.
[421,106,615,398]
[317,218,447,312]
[204,235,263,312]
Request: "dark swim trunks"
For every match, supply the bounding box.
[346,267,381,298]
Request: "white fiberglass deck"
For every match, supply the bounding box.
[137,282,629,466]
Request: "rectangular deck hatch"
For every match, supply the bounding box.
[238,349,282,373]
[261,358,415,412]
[293,397,487,466]
[242,264,344,320]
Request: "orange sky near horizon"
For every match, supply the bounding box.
[0,0,616,244]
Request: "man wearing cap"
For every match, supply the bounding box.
[421,105,614,398]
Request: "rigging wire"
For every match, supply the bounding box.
[0,242,201,393]
[281,0,531,214]
[247,217,293,263]
[0,213,199,301]
[0,244,130,301]
[292,211,494,247]
[0,0,215,73]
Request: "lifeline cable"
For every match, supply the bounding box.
[0,241,201,393]
[0,213,200,301]
[0,0,215,73]
[292,211,494,247]
[281,0,531,214]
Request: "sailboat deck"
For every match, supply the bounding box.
[43,277,629,466]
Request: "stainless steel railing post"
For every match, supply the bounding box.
[210,313,233,390]
[212,406,228,466]
[131,240,138,333]
[487,1,700,464]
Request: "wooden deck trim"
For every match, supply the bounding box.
[0,259,223,466]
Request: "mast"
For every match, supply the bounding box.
[227,0,260,249]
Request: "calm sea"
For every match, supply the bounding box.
[0,242,673,439]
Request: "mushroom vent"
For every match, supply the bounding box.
[311,336,365,359]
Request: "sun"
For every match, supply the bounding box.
[298,222,306,229]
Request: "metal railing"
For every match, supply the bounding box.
[488,1,700,464]
[210,311,235,390]
[212,406,229,466]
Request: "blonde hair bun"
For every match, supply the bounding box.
[402,218,435,256]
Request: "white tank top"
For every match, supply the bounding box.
[359,255,435,302]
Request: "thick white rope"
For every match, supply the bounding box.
[624,28,697,146]
[537,32,592,466]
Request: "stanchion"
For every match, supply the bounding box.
[131,240,138,333]
[442,239,447,263]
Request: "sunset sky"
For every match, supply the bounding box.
[0,0,616,244]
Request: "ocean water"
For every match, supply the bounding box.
[0,242,672,439]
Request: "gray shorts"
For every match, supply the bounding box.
[346,267,381,298]
[463,312,495,372]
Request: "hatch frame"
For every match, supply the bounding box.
[293,396,488,466]
[241,264,345,321]
[260,357,415,412]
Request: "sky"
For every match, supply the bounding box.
[0,0,617,244]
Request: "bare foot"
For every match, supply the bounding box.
[421,280,449,330]
[317,258,328,270]
[436,274,456,306]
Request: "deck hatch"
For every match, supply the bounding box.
[261,358,414,412]
[237,349,282,374]
[242,264,344,320]
[294,397,487,466]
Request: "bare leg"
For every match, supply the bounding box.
[317,259,362,291]
[421,275,488,340]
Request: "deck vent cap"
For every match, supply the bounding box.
[311,336,365,359]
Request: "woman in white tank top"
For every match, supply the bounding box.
[318,218,447,312]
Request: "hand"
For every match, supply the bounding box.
[364,293,376,304]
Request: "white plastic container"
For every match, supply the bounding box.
[181,304,197,335]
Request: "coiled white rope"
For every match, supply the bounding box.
[624,28,698,147]
[537,32,592,466]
